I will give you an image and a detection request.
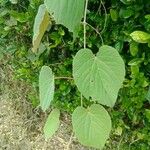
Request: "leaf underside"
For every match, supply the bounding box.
[44,0,85,38]
[39,66,54,111]
[73,45,125,107]
[72,104,112,149]
[44,109,60,139]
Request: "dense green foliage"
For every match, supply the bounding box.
[0,0,150,149]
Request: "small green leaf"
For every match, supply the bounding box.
[10,11,29,23]
[32,4,50,53]
[128,58,143,66]
[130,31,150,43]
[131,65,139,76]
[120,0,131,5]
[115,41,123,52]
[72,104,112,149]
[130,41,138,56]
[145,14,150,20]
[73,45,125,107]
[148,42,150,48]
[44,0,85,38]
[119,8,134,19]
[110,9,118,21]
[39,66,54,111]
[145,109,150,122]
[10,0,18,4]
[146,87,150,102]
[44,109,60,139]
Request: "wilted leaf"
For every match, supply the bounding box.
[32,4,50,53]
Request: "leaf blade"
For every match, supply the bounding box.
[72,104,111,149]
[39,66,54,111]
[130,31,150,43]
[32,4,50,53]
[44,109,60,139]
[44,0,85,37]
[73,45,125,107]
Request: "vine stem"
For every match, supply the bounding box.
[85,22,104,45]
[54,77,73,80]
[80,0,88,107]
[100,0,107,34]
[81,94,83,107]
[83,0,89,49]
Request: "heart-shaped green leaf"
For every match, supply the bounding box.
[39,66,54,111]
[73,45,125,107]
[72,104,111,149]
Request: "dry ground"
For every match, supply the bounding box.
[0,61,90,150]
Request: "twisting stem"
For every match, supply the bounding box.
[85,22,104,45]
[83,0,89,49]
[100,0,107,34]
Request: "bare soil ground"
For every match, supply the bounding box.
[0,62,90,150]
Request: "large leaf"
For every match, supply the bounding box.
[130,31,150,43]
[39,66,54,111]
[44,0,85,37]
[73,45,125,107]
[44,109,60,139]
[32,4,50,53]
[72,104,111,149]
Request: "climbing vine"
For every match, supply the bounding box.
[33,0,125,149]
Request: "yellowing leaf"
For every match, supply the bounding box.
[32,4,50,53]
[130,31,150,43]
